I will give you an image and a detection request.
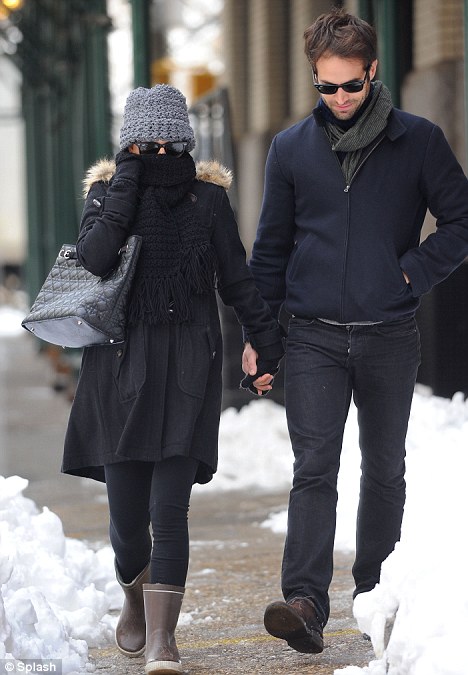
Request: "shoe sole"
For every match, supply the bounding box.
[115,640,145,658]
[145,659,183,674]
[264,601,323,654]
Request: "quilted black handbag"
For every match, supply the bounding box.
[21,235,142,348]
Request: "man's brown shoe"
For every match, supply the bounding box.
[263,597,324,654]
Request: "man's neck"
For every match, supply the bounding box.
[318,84,375,130]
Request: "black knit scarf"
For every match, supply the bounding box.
[127,153,217,325]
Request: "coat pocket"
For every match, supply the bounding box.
[111,323,146,403]
[178,323,218,399]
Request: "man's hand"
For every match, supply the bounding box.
[242,342,274,395]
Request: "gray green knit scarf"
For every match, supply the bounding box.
[325,81,393,184]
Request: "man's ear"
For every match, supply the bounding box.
[369,59,378,80]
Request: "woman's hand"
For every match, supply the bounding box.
[241,342,274,395]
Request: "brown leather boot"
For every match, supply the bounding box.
[115,562,150,657]
[263,596,324,654]
[143,583,184,674]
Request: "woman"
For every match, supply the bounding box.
[62,84,284,674]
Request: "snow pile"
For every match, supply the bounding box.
[336,391,468,675]
[203,399,293,492]
[0,475,119,674]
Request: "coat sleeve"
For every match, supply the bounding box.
[248,135,296,320]
[399,124,468,297]
[212,186,284,361]
[76,152,142,277]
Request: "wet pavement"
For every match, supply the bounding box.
[0,330,375,674]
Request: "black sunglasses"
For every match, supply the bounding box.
[136,141,187,157]
[313,66,370,95]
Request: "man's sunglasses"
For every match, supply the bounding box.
[136,141,187,157]
[313,67,370,95]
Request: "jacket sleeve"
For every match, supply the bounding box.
[399,124,468,297]
[248,135,296,319]
[76,152,142,277]
[212,186,284,361]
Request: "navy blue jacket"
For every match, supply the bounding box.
[249,107,468,323]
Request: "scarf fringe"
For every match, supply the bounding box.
[181,243,218,293]
[128,243,217,325]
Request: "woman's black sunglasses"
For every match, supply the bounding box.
[136,141,187,157]
[313,66,370,95]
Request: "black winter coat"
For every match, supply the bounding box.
[250,107,468,323]
[62,155,283,485]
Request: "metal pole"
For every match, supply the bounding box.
[357,0,373,22]
[22,85,43,298]
[374,0,399,107]
[464,0,468,167]
[84,0,113,163]
[357,1,400,107]
[130,0,151,88]
[16,0,113,296]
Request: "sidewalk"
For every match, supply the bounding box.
[1,331,374,674]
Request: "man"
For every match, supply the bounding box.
[242,8,468,655]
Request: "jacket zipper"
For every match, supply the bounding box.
[344,135,385,192]
[328,132,385,321]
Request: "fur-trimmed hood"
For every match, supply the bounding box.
[82,158,233,197]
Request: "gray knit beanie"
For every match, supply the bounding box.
[119,84,196,152]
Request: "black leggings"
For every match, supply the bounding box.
[104,456,199,586]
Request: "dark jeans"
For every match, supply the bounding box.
[282,316,420,625]
[104,456,199,586]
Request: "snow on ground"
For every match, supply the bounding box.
[2,305,468,673]
[336,391,468,675]
[0,474,117,673]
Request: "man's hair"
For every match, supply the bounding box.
[304,7,377,72]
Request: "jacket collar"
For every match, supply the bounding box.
[82,158,233,197]
[384,109,407,141]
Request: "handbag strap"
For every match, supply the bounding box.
[59,243,129,261]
